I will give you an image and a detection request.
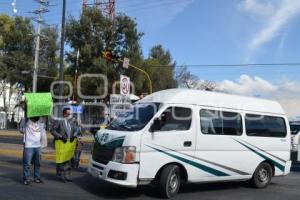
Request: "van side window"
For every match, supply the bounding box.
[156,107,192,131]
[245,114,287,138]
[200,109,243,136]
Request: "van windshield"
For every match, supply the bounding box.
[107,103,162,131]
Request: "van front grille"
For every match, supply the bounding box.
[92,140,115,165]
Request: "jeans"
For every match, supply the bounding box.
[71,150,82,168]
[23,147,41,181]
[75,150,81,163]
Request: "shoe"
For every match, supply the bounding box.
[59,175,66,183]
[64,177,73,182]
[23,180,31,186]
[34,178,44,184]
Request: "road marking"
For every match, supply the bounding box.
[0,131,94,142]
[0,149,89,165]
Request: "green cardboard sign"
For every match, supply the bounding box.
[24,93,53,118]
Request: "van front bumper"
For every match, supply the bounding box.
[88,158,139,188]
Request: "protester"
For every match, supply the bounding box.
[90,110,108,135]
[71,131,84,169]
[19,116,47,186]
[50,107,79,183]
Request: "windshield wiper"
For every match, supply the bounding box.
[119,124,133,131]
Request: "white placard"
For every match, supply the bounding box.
[110,94,131,104]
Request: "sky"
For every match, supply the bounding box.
[1,0,300,117]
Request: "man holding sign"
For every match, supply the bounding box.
[20,93,53,186]
[19,116,47,186]
[51,107,79,183]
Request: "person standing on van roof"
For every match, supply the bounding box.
[50,107,79,183]
[19,116,46,186]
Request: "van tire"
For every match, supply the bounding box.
[159,165,181,198]
[250,162,273,188]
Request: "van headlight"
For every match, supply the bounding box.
[112,146,136,164]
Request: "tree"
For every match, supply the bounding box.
[37,26,59,92]
[176,66,217,91]
[0,14,59,93]
[65,7,144,98]
[176,66,198,88]
[0,15,34,90]
[0,15,14,50]
[142,45,177,92]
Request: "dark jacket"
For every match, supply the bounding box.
[50,118,78,140]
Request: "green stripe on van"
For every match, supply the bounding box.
[147,145,230,177]
[235,140,285,172]
[154,144,250,176]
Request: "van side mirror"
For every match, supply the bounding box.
[291,130,299,135]
[150,118,161,133]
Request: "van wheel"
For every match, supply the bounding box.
[159,165,181,198]
[250,162,273,188]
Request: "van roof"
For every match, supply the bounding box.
[139,89,285,115]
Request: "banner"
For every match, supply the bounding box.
[24,93,53,118]
[55,139,77,164]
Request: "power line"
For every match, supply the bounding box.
[143,63,300,68]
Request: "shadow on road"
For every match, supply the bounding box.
[72,174,157,199]
[1,154,299,199]
[72,172,271,199]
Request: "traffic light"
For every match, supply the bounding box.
[102,51,119,61]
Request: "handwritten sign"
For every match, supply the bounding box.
[24,93,53,118]
[55,139,77,164]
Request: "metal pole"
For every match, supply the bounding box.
[72,49,79,102]
[59,0,66,99]
[32,4,42,93]
[117,59,153,94]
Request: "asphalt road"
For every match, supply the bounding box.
[0,155,300,200]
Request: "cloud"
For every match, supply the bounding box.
[217,75,300,117]
[238,0,276,17]
[217,74,277,96]
[239,0,300,51]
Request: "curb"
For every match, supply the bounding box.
[0,149,90,165]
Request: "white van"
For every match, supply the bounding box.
[88,89,291,198]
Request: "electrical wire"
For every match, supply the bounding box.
[145,63,300,68]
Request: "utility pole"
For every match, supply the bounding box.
[72,49,80,102]
[59,0,66,100]
[31,0,49,92]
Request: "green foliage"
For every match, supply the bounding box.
[0,14,15,49]
[0,10,179,97]
[142,45,177,92]
[0,14,58,92]
[37,26,59,92]
[65,7,146,98]
[65,7,178,97]
[0,15,34,90]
